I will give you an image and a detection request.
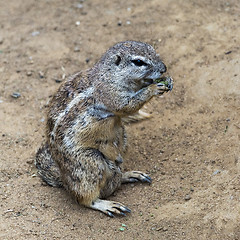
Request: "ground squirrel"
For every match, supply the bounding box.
[35,40,173,217]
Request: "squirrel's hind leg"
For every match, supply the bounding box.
[58,148,130,217]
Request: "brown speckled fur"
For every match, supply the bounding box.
[35,41,173,217]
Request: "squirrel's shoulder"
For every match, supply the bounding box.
[48,71,94,113]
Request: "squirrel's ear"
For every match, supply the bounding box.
[114,55,121,66]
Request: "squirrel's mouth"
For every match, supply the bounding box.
[141,76,173,91]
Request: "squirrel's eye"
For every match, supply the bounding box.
[115,55,121,66]
[131,59,148,67]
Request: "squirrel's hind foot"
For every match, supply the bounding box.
[121,171,152,184]
[122,109,151,123]
[90,199,131,217]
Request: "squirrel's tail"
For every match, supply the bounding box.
[122,109,151,123]
[35,142,63,188]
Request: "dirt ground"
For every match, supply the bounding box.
[0,0,239,239]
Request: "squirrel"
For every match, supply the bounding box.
[35,40,173,217]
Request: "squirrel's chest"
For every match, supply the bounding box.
[95,118,126,161]
[87,116,123,144]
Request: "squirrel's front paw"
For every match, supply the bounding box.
[121,171,152,184]
[150,76,173,95]
[90,199,131,217]
[155,76,173,91]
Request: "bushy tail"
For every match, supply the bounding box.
[35,142,63,187]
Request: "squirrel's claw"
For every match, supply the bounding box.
[106,210,115,218]
[139,174,152,183]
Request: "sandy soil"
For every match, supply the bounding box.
[0,0,239,239]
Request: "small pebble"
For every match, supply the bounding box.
[225,50,232,55]
[55,78,63,83]
[31,31,40,37]
[39,71,44,78]
[26,159,33,164]
[126,20,131,25]
[75,3,83,9]
[117,21,122,26]
[0,36,4,44]
[26,71,32,76]
[163,227,168,231]
[75,21,81,26]
[74,46,80,52]
[11,92,21,98]
[213,170,221,175]
[27,60,34,65]
[184,194,191,201]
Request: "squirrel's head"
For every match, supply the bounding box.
[94,41,167,91]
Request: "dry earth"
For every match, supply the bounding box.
[0,0,239,239]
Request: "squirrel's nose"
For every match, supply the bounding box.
[160,63,167,74]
